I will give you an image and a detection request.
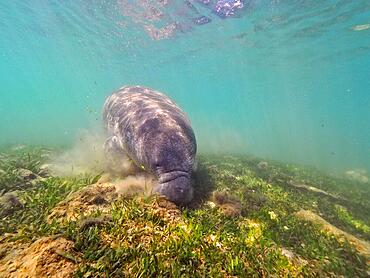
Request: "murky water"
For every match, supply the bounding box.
[0,0,369,173]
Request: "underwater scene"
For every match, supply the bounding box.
[0,0,369,277]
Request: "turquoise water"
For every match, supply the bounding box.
[0,0,369,173]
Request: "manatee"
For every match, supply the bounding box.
[103,86,197,205]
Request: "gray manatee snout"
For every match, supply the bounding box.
[155,176,194,205]
[103,86,197,205]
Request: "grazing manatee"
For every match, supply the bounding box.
[103,86,197,205]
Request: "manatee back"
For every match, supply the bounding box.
[103,86,197,174]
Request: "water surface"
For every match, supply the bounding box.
[0,0,369,173]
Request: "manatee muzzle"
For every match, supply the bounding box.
[154,174,193,205]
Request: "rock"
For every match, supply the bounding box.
[38,164,52,177]
[16,169,38,181]
[0,191,23,216]
[14,168,44,187]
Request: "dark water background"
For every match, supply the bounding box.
[0,0,369,173]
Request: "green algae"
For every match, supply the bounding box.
[0,147,369,277]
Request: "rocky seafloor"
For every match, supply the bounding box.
[0,146,369,277]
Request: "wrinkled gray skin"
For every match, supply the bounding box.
[103,86,196,205]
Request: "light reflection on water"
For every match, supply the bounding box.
[0,0,369,173]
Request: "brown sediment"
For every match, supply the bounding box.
[0,236,78,278]
[47,182,118,224]
[48,174,157,224]
[212,191,242,217]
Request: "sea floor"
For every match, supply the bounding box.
[0,146,369,277]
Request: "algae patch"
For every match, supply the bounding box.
[0,147,369,277]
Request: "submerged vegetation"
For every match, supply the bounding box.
[0,146,369,277]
